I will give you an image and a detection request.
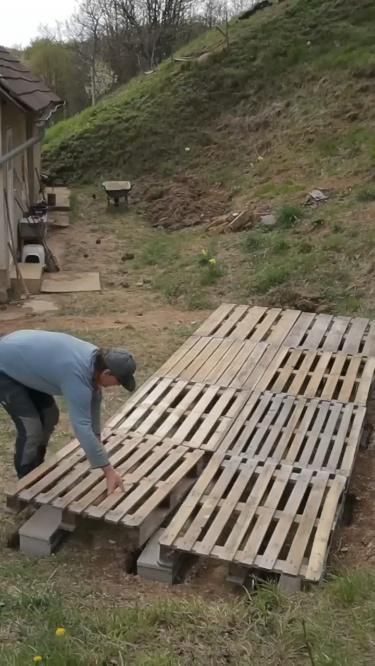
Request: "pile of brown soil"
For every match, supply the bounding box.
[141,175,229,230]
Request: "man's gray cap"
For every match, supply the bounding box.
[103,348,136,392]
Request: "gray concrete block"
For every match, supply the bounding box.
[278,574,302,595]
[20,532,63,557]
[137,529,183,584]
[19,506,63,557]
[226,562,249,586]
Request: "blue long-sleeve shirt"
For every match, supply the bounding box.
[0,330,109,468]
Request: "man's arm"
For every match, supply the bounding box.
[62,378,123,494]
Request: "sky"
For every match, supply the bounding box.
[0,0,77,48]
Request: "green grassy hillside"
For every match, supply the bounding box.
[45,0,375,186]
[44,0,375,315]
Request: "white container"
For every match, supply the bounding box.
[22,243,45,267]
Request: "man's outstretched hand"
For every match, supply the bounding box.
[103,465,124,495]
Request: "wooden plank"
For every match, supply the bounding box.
[213,461,284,562]
[311,402,342,470]
[18,451,83,502]
[218,393,274,456]
[255,347,290,392]
[302,314,333,350]
[219,341,260,387]
[231,306,268,340]
[125,449,204,527]
[157,336,198,376]
[283,399,320,466]
[337,356,362,404]
[342,318,369,354]
[305,475,346,582]
[252,468,314,570]
[319,354,347,401]
[282,312,315,348]
[340,406,366,475]
[231,342,273,389]
[304,352,332,398]
[171,385,221,443]
[267,309,301,346]
[322,317,350,352]
[160,453,225,547]
[176,338,223,381]
[152,383,204,439]
[297,402,331,467]
[194,304,237,336]
[203,339,247,385]
[214,305,250,338]
[171,457,239,551]
[271,398,307,462]
[191,339,235,383]
[193,461,257,557]
[285,351,317,396]
[249,308,281,343]
[244,394,287,459]
[135,380,190,436]
[188,388,237,449]
[355,357,375,405]
[281,472,330,575]
[250,396,295,461]
[268,349,304,394]
[363,320,375,356]
[37,433,126,505]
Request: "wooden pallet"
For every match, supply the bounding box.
[7,432,205,547]
[158,337,277,389]
[158,339,375,405]
[111,376,250,452]
[216,392,366,475]
[256,348,375,405]
[194,304,375,355]
[160,456,346,582]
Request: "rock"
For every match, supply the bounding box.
[305,189,329,206]
[136,280,144,287]
[143,277,152,284]
[259,213,276,227]
[121,252,135,261]
[121,281,129,288]
[96,239,101,245]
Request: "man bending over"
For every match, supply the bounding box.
[0,330,136,494]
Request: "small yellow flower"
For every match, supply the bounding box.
[55,627,66,637]
[208,257,217,266]
[33,657,43,664]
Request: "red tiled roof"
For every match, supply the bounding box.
[0,45,63,113]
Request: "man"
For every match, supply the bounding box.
[0,330,136,495]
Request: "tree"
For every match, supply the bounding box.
[24,38,89,116]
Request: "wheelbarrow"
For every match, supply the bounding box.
[102,180,132,207]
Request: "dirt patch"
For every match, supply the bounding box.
[141,174,229,229]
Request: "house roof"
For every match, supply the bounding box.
[0,46,63,113]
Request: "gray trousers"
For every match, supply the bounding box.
[0,372,59,479]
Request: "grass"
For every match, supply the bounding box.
[277,205,304,229]
[0,571,375,664]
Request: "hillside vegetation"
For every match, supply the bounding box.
[44,0,375,316]
[45,0,375,184]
